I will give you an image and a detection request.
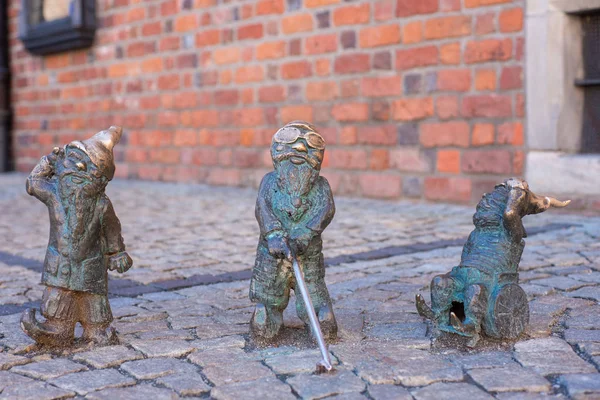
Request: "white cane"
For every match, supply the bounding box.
[290,253,333,372]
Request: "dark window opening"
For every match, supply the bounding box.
[450,301,466,322]
[576,11,600,153]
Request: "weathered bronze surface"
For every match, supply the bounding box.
[416,178,570,346]
[21,126,132,347]
[249,121,337,342]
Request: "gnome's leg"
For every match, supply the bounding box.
[21,287,76,346]
[463,283,487,336]
[430,273,458,327]
[79,293,115,345]
[249,248,291,340]
[295,253,337,341]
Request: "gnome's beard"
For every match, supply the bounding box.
[275,159,319,198]
[58,174,105,238]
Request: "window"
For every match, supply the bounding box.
[19,0,96,56]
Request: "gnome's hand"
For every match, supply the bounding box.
[266,232,291,259]
[108,252,133,273]
[289,227,312,256]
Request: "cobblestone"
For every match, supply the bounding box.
[0,175,598,399]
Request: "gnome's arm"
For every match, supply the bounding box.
[256,173,290,259]
[25,151,59,203]
[101,196,132,273]
[290,177,335,254]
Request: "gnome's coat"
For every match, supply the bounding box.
[26,172,125,295]
[250,170,335,313]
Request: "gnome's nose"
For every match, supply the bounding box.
[292,141,308,153]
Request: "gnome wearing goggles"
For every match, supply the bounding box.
[21,126,132,347]
[250,121,337,341]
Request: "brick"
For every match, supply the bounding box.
[373,52,392,69]
[235,65,264,84]
[358,174,401,198]
[220,70,233,85]
[396,0,438,17]
[499,7,523,32]
[390,148,432,172]
[256,41,286,60]
[465,0,512,7]
[238,23,264,40]
[392,97,434,121]
[436,96,459,119]
[282,13,313,34]
[316,59,331,76]
[306,81,338,101]
[341,31,356,49]
[281,61,312,79]
[374,0,395,21]
[174,130,198,147]
[500,66,523,89]
[174,15,198,32]
[472,123,495,146]
[516,93,525,117]
[259,85,285,103]
[396,46,437,70]
[214,90,239,106]
[305,0,340,7]
[497,121,524,145]
[316,11,330,28]
[359,25,401,48]
[513,150,524,174]
[305,34,337,54]
[213,47,240,64]
[207,168,241,186]
[437,150,460,173]
[235,108,264,127]
[329,149,368,169]
[462,95,512,117]
[361,76,401,97]
[332,103,369,121]
[196,29,220,47]
[465,39,513,64]
[289,39,302,55]
[281,105,313,123]
[142,21,162,36]
[242,88,254,104]
[339,126,357,144]
[462,150,512,174]
[424,177,471,202]
[440,0,461,11]
[370,149,390,170]
[440,42,461,64]
[475,69,496,90]
[516,37,524,61]
[333,3,370,26]
[403,21,423,44]
[357,125,396,145]
[420,121,470,147]
[334,54,370,74]
[373,101,391,120]
[256,0,284,15]
[177,53,197,68]
[424,16,471,40]
[158,74,180,90]
[437,69,471,92]
[476,13,495,35]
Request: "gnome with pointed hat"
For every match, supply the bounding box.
[21,126,133,347]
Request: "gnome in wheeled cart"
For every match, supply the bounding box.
[21,126,132,346]
[416,178,570,346]
[250,121,337,341]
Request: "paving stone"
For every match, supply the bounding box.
[494,393,564,400]
[559,373,600,399]
[0,370,34,390]
[564,329,600,343]
[411,382,494,400]
[327,393,368,400]
[137,329,194,341]
[287,370,366,400]
[530,276,590,291]
[85,383,179,400]
[578,342,600,356]
[120,358,195,380]
[114,320,170,335]
[515,349,596,375]
[0,381,76,399]
[0,353,31,370]
[211,376,295,400]
[567,287,600,302]
[50,369,136,395]
[156,372,211,396]
[449,351,516,370]
[265,348,338,375]
[366,322,427,340]
[11,358,87,379]
[203,361,273,386]
[368,384,413,400]
[190,335,246,351]
[467,366,551,392]
[73,345,143,368]
[128,339,195,357]
[514,337,573,353]
[392,357,464,387]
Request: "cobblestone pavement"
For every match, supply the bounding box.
[0,172,599,399]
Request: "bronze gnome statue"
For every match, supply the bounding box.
[21,126,132,346]
[416,178,570,346]
[249,121,337,341]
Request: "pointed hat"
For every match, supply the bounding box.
[67,126,123,181]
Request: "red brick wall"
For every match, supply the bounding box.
[9,0,525,203]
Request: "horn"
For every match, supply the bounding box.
[528,191,570,214]
[548,197,571,208]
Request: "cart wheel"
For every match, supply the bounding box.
[485,283,529,339]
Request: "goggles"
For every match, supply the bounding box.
[273,125,325,150]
